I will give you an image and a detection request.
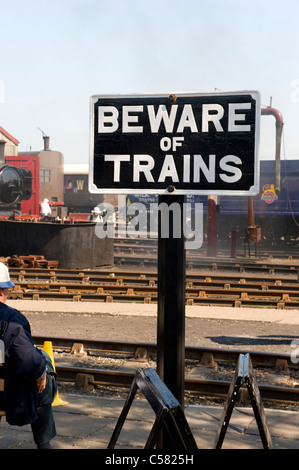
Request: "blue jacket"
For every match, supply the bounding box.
[0,302,46,426]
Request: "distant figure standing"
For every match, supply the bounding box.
[87,207,103,223]
[40,199,51,218]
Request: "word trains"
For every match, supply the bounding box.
[105,153,242,184]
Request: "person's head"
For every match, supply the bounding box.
[92,207,101,215]
[0,263,14,304]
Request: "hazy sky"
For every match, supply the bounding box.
[0,0,298,164]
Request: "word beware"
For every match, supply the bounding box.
[97,102,252,134]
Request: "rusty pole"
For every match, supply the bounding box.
[207,196,218,257]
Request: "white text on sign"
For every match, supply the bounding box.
[98,102,251,184]
[104,154,242,184]
[97,103,252,134]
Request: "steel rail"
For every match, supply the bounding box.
[54,364,299,404]
[8,266,298,283]
[9,252,299,274]
[8,268,299,293]
[9,272,299,290]
[8,280,299,308]
[114,242,299,261]
[114,254,299,274]
[114,243,299,261]
[13,281,299,297]
[33,335,298,371]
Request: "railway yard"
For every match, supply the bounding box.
[4,239,299,413]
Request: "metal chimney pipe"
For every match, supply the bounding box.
[43,135,50,150]
[0,140,6,164]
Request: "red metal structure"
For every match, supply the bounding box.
[5,155,39,216]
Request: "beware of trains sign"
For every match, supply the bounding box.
[89,92,260,195]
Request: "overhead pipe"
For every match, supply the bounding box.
[207,105,284,258]
[261,106,284,191]
[244,106,284,254]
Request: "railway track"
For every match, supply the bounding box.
[114,253,299,274]
[114,241,299,262]
[114,238,299,261]
[114,239,299,271]
[33,335,299,370]
[8,266,298,282]
[5,248,299,407]
[7,266,299,309]
[33,336,299,405]
[55,365,299,405]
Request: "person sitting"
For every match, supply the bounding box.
[0,262,57,449]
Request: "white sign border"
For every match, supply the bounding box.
[89,91,260,196]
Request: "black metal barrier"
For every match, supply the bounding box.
[214,353,272,449]
[107,368,198,450]
[108,355,272,450]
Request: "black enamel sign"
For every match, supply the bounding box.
[89,92,260,195]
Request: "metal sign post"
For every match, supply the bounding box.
[157,194,186,405]
[157,194,186,448]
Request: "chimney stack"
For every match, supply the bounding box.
[43,135,50,150]
[0,140,6,164]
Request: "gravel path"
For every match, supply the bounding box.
[19,308,299,356]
